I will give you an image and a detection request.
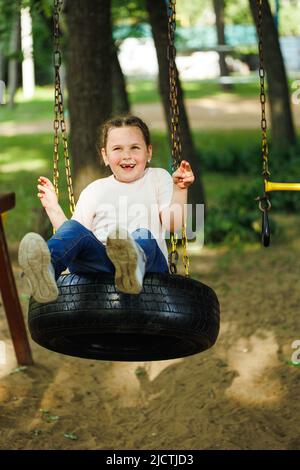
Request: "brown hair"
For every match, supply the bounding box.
[98,115,151,151]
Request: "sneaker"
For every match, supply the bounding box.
[106,227,147,294]
[18,232,58,303]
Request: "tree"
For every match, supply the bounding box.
[111,0,147,115]
[21,5,35,98]
[176,0,210,26]
[111,42,130,114]
[212,0,232,91]
[111,0,147,25]
[7,11,20,108]
[64,0,113,196]
[145,0,205,210]
[249,0,296,148]
[225,0,252,24]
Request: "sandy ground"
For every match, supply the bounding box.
[2,95,300,135]
[1,231,300,450]
[1,96,300,449]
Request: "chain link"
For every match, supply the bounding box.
[181,222,189,276]
[167,0,189,276]
[53,0,75,218]
[256,0,272,247]
[256,0,271,222]
[257,0,270,181]
[168,232,179,274]
[167,0,182,174]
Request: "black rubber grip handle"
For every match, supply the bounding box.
[262,209,270,247]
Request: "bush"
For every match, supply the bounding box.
[194,131,300,177]
[205,178,279,245]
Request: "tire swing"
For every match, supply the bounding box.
[28,0,220,362]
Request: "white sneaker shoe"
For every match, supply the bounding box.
[18,232,58,304]
[106,227,147,294]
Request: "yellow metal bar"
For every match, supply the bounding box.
[264,180,300,192]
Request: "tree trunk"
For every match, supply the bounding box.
[21,6,35,99]
[212,0,232,91]
[112,42,130,115]
[8,13,20,108]
[0,46,5,104]
[64,0,112,196]
[0,45,4,81]
[249,0,296,148]
[145,0,205,212]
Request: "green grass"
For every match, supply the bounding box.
[2,76,299,124]
[0,87,54,123]
[127,76,261,104]
[0,134,70,239]
[0,77,282,124]
[203,171,251,206]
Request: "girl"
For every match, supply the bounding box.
[18,115,194,302]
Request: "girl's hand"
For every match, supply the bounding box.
[37,176,58,210]
[172,160,195,189]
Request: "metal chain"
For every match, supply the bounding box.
[168,232,179,274]
[255,0,272,247]
[167,0,182,174]
[53,0,75,216]
[182,222,189,276]
[257,0,270,182]
[167,0,189,276]
[256,0,271,217]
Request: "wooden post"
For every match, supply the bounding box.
[0,192,33,365]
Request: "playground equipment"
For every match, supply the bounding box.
[256,0,300,246]
[27,0,220,361]
[0,193,33,365]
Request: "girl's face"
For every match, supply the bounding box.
[101,126,152,183]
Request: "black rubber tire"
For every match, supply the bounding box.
[28,272,220,361]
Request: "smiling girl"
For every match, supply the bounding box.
[18,115,195,302]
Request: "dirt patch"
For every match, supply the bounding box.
[1,237,300,450]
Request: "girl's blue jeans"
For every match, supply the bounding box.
[47,220,169,281]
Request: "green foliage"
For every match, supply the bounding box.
[201,128,300,243]
[31,8,53,84]
[0,87,53,122]
[266,146,300,213]
[0,0,20,57]
[225,0,252,25]
[203,134,300,245]
[30,0,52,17]
[176,0,210,27]
[0,0,53,84]
[204,177,279,245]
[192,129,261,174]
[205,206,259,244]
[112,0,147,25]
[204,177,259,245]
[279,0,300,36]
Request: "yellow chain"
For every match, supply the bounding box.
[182,222,189,276]
[167,0,189,276]
[53,0,75,222]
[168,232,179,274]
[257,0,270,180]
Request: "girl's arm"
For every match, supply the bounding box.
[160,161,194,232]
[45,204,68,231]
[37,176,68,231]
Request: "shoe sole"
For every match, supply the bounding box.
[106,229,143,294]
[18,233,58,303]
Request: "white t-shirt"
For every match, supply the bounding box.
[71,167,173,262]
